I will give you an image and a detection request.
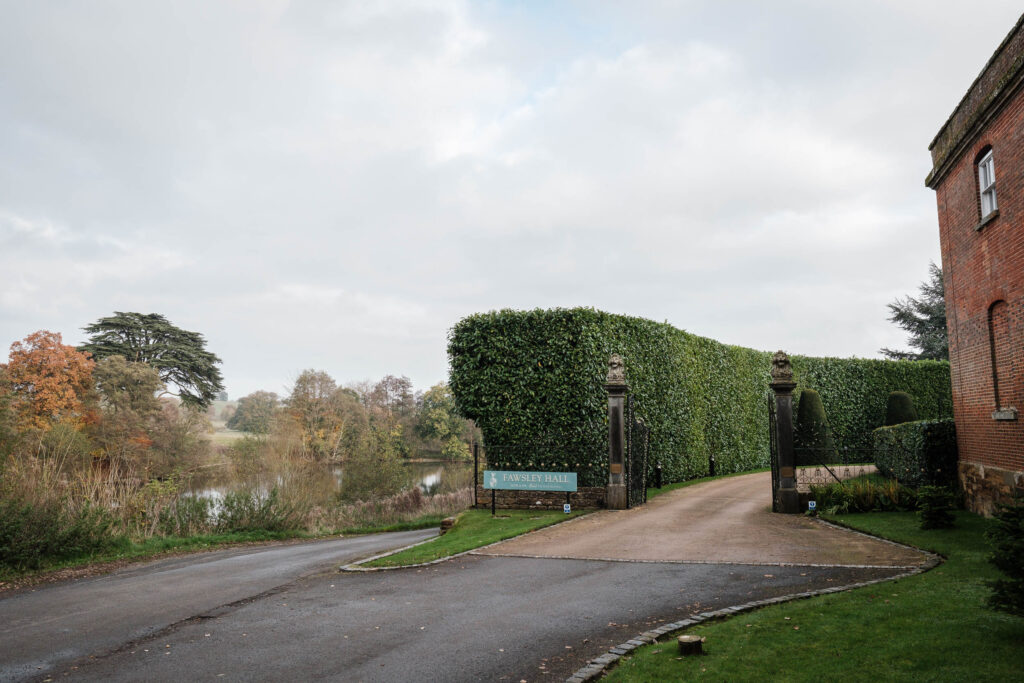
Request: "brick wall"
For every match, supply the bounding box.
[931,51,1024,512]
[474,486,606,510]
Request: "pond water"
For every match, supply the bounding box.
[186,459,473,506]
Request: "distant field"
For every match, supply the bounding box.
[208,399,242,445]
[208,429,244,445]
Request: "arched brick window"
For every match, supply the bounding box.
[988,300,1016,411]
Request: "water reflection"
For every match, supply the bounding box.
[187,459,471,505]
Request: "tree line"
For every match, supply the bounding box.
[0,312,475,481]
[222,371,477,464]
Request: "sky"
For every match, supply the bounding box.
[2,1,1021,400]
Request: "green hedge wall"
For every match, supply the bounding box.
[790,357,952,454]
[872,419,958,488]
[448,308,952,487]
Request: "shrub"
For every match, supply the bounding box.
[873,419,957,488]
[885,391,919,425]
[216,487,304,533]
[794,389,838,464]
[810,477,917,515]
[158,495,215,536]
[986,494,1024,616]
[0,497,115,571]
[918,485,956,529]
[449,308,952,486]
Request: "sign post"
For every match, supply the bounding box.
[483,470,578,516]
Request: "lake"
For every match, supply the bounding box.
[186,459,473,505]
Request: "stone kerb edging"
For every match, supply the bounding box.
[469,551,922,570]
[339,513,592,572]
[564,519,942,683]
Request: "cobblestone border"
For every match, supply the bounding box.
[564,523,942,683]
[471,551,921,571]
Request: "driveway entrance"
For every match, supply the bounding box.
[475,471,927,567]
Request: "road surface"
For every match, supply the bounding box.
[1,473,927,682]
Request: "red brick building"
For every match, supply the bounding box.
[926,14,1024,514]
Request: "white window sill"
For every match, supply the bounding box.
[975,209,1000,231]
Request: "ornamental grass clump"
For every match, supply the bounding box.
[810,476,916,515]
[917,485,956,530]
[986,494,1024,616]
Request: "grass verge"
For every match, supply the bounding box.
[605,510,1022,682]
[361,508,588,567]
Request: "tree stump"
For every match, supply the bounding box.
[677,635,704,656]
[440,517,456,535]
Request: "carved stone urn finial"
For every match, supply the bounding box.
[769,350,795,388]
[606,353,626,386]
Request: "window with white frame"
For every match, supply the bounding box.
[978,149,997,216]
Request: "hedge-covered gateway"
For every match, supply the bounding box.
[448,308,952,488]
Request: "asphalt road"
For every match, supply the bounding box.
[2,472,929,682]
[0,529,436,683]
[5,552,902,682]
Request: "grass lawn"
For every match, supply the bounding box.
[605,510,1023,682]
[361,508,587,567]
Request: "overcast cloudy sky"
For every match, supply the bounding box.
[2,1,1021,399]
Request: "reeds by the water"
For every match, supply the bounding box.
[0,430,472,572]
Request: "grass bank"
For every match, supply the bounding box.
[604,510,1021,682]
[361,508,588,567]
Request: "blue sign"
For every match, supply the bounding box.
[563,503,571,514]
[483,470,578,492]
[808,500,817,511]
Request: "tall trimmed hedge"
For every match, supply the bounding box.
[790,356,952,453]
[448,308,952,487]
[873,419,958,488]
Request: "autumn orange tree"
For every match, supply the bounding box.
[3,330,96,430]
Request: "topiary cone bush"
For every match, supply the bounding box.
[917,485,956,530]
[794,389,838,465]
[986,493,1024,616]
[885,391,919,426]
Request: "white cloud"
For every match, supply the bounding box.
[1,1,1020,395]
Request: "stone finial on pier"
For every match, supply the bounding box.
[606,353,626,387]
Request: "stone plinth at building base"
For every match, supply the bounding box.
[475,486,606,511]
[959,461,1024,516]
